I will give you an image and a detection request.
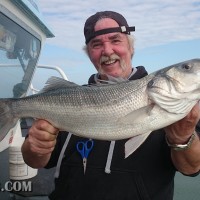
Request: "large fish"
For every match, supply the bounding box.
[1,58,200,157]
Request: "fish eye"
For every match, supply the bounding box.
[147,80,154,87]
[181,64,191,70]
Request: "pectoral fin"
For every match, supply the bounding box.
[125,132,151,158]
[119,105,154,125]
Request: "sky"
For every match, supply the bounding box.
[35,0,200,86]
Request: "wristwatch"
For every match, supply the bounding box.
[165,131,196,151]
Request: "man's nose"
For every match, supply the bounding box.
[102,43,113,56]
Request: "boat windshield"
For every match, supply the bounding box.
[0,12,41,98]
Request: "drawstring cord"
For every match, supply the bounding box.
[105,141,115,174]
[55,133,116,176]
[54,132,72,178]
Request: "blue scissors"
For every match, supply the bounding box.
[76,139,94,174]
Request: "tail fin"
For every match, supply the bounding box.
[0,99,18,142]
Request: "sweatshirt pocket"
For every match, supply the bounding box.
[51,162,151,200]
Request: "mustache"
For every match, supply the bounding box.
[100,54,120,64]
[97,54,127,75]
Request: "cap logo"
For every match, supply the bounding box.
[121,26,126,32]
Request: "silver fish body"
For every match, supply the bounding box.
[1,58,200,157]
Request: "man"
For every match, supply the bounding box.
[22,11,200,200]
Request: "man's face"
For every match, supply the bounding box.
[87,18,134,80]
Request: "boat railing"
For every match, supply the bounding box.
[30,64,68,94]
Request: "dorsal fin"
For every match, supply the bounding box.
[39,76,79,93]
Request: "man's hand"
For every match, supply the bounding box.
[21,119,59,168]
[164,102,200,174]
[165,102,200,144]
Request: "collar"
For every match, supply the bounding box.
[88,66,148,84]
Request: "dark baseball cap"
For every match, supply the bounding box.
[84,11,135,44]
